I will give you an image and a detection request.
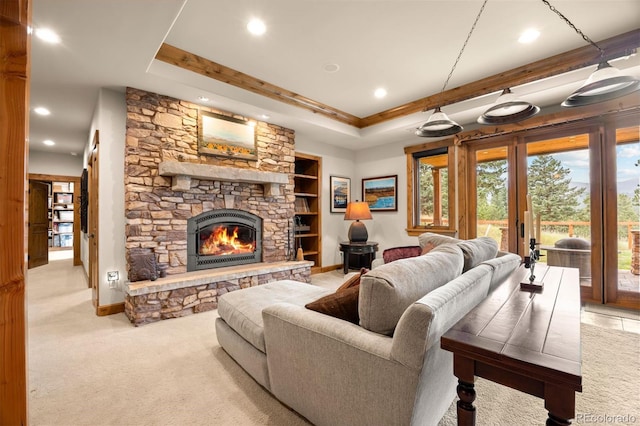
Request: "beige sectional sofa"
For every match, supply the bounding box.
[215,233,521,426]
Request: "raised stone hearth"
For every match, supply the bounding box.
[124,261,313,326]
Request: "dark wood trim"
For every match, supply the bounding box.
[0,0,30,423]
[157,31,640,129]
[97,302,125,317]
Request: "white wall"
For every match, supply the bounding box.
[28,151,83,176]
[354,142,420,253]
[297,135,422,268]
[83,88,127,307]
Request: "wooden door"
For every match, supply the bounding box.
[28,180,50,268]
[89,133,100,309]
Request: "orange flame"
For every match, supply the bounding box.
[200,226,255,256]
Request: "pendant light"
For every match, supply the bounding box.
[416,0,488,138]
[477,88,540,125]
[542,0,640,107]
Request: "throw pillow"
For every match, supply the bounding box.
[382,246,422,264]
[305,285,360,324]
[456,237,499,272]
[417,232,459,251]
[337,267,369,291]
[421,242,436,255]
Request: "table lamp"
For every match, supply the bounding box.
[344,200,372,243]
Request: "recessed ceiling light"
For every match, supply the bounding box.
[247,18,266,36]
[34,107,51,116]
[323,63,340,73]
[518,28,540,44]
[374,88,387,99]
[260,114,270,120]
[198,96,209,102]
[35,28,61,44]
[70,152,77,156]
[43,139,55,146]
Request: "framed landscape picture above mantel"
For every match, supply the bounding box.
[362,175,398,211]
[198,110,257,159]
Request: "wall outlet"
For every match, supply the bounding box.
[107,271,119,282]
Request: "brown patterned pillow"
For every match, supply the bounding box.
[305,285,360,324]
[382,246,422,264]
[337,267,369,291]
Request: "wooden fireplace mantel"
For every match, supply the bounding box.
[158,161,289,196]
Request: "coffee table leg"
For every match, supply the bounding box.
[456,379,476,426]
[544,384,574,426]
[546,413,571,426]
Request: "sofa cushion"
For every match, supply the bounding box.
[418,232,458,251]
[457,236,499,272]
[418,232,499,273]
[218,280,330,353]
[382,246,422,264]
[305,285,360,324]
[358,243,464,336]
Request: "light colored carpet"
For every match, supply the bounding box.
[27,261,640,425]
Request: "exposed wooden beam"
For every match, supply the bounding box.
[155,43,361,127]
[360,29,640,127]
[156,30,640,130]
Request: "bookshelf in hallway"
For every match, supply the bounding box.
[294,153,322,273]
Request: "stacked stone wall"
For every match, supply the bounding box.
[124,87,296,277]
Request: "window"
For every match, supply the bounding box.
[415,147,449,227]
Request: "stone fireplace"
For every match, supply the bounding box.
[124,87,296,276]
[123,88,312,325]
[187,208,262,271]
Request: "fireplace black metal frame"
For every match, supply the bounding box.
[187,209,263,271]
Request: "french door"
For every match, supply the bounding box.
[468,118,639,309]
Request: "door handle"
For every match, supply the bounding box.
[88,233,95,238]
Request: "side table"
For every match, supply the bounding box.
[339,241,378,274]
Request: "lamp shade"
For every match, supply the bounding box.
[562,61,640,107]
[415,107,463,138]
[344,201,372,243]
[344,201,372,221]
[477,88,540,125]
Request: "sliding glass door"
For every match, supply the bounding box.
[469,122,640,308]
[605,125,640,307]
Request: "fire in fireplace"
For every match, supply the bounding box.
[187,209,263,271]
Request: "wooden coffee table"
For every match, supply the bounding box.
[441,264,582,426]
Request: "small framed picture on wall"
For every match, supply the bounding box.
[362,175,398,211]
[330,176,350,213]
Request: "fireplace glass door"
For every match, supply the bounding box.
[199,223,256,256]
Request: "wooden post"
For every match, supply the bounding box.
[0,1,31,424]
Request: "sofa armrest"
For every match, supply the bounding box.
[482,252,521,292]
[391,264,493,370]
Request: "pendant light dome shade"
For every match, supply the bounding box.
[415,107,463,137]
[478,88,540,125]
[562,61,640,107]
